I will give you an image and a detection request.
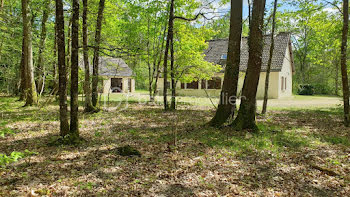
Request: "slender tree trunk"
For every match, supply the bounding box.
[22,0,38,106]
[19,38,26,100]
[37,0,50,95]
[340,0,350,126]
[231,0,266,131]
[56,0,70,136]
[146,19,154,102]
[262,0,278,115]
[163,0,174,110]
[335,57,339,96]
[52,22,58,94]
[248,0,251,26]
[82,0,95,112]
[0,0,4,11]
[70,0,80,139]
[153,23,167,100]
[0,37,3,62]
[92,0,105,107]
[209,0,243,127]
[170,25,176,110]
[66,17,72,76]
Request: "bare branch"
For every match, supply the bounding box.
[322,0,342,14]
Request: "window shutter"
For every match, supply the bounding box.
[285,77,287,90]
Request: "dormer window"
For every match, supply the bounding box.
[221,54,227,60]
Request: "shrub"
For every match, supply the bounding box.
[0,150,38,167]
[298,84,314,95]
[0,152,24,167]
[0,128,15,138]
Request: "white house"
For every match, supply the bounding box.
[98,57,135,94]
[157,32,294,99]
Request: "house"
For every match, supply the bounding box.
[98,57,135,94]
[157,32,294,99]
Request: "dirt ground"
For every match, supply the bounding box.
[0,96,349,196]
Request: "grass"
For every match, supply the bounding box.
[97,91,342,109]
[0,95,349,196]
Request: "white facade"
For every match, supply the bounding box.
[157,45,294,99]
[102,77,135,94]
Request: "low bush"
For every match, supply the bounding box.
[298,84,314,95]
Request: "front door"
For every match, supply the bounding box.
[111,78,123,93]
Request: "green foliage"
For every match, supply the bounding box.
[277,0,342,95]
[298,84,314,95]
[0,151,24,167]
[0,149,38,167]
[173,23,221,83]
[0,128,15,138]
[0,0,345,96]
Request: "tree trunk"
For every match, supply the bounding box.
[163,0,174,110]
[153,24,167,99]
[55,0,70,136]
[52,21,58,95]
[0,37,3,63]
[70,0,80,140]
[262,0,278,115]
[340,0,350,126]
[92,0,105,107]
[0,0,4,11]
[146,19,154,102]
[82,0,95,112]
[36,0,50,95]
[22,0,38,106]
[19,37,26,101]
[66,17,72,76]
[335,57,339,96]
[209,0,243,127]
[231,0,266,131]
[248,0,251,26]
[170,24,176,110]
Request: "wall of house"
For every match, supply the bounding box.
[156,46,294,99]
[157,71,280,99]
[278,46,293,98]
[122,78,128,93]
[131,79,136,92]
[254,72,280,99]
[102,77,135,94]
[103,78,111,94]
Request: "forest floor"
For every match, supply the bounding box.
[0,95,349,196]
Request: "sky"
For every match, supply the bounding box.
[209,0,277,19]
[206,0,337,21]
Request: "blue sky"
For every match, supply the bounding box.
[210,0,279,19]
[203,0,337,25]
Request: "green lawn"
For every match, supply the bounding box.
[96,91,342,110]
[0,95,349,196]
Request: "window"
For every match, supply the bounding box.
[201,80,207,89]
[208,77,222,89]
[221,54,227,60]
[181,83,185,89]
[281,77,284,91]
[186,81,199,89]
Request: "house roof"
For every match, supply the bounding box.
[80,57,133,77]
[204,32,294,72]
[99,57,133,77]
